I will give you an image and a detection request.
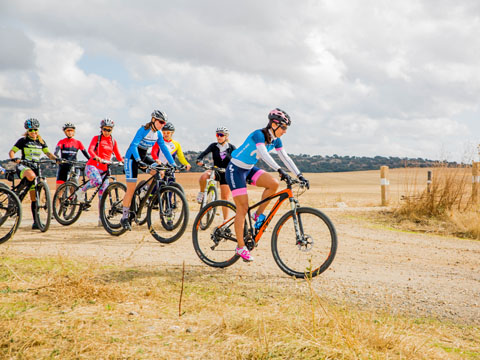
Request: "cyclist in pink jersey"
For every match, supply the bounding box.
[74,118,123,225]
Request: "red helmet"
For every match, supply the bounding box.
[268,108,291,126]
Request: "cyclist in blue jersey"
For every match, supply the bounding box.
[121,110,176,230]
[226,108,309,262]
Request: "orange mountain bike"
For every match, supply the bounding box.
[192,174,337,278]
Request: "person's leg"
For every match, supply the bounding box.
[23,169,38,228]
[120,157,138,230]
[250,171,279,216]
[197,171,210,203]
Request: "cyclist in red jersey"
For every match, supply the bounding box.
[54,122,90,189]
[74,118,123,225]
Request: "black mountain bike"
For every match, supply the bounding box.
[100,164,189,243]
[0,178,22,244]
[192,174,337,278]
[2,159,54,232]
[52,160,122,226]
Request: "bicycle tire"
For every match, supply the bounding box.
[192,200,242,268]
[199,185,217,230]
[146,185,189,243]
[34,180,52,232]
[271,207,337,278]
[0,187,22,244]
[134,180,148,226]
[99,182,127,236]
[53,181,83,226]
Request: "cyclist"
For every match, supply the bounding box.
[120,110,176,230]
[8,118,59,229]
[196,126,236,204]
[54,122,90,190]
[74,118,123,225]
[226,108,309,262]
[151,122,191,171]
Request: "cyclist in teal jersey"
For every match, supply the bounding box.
[8,118,58,229]
[226,108,309,261]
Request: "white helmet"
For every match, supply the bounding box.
[216,126,229,135]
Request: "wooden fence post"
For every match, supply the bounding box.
[472,162,480,205]
[427,170,432,193]
[380,166,389,206]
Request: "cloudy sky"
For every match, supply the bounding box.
[1,0,480,163]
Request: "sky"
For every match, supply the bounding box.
[1,0,480,163]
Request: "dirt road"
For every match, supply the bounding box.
[2,200,479,325]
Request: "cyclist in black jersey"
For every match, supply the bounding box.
[196,126,236,204]
[8,118,58,229]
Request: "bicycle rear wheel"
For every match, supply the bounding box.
[271,207,337,278]
[192,200,241,268]
[99,182,127,236]
[34,180,51,232]
[53,181,83,225]
[0,187,22,244]
[147,185,189,243]
[199,185,217,230]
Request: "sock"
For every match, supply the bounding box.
[31,201,37,223]
[122,206,130,219]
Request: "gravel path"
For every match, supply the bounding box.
[2,207,479,325]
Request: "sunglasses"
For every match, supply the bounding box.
[154,119,166,125]
[28,129,39,133]
[216,133,225,137]
[279,124,288,130]
[102,128,113,132]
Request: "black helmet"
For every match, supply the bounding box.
[63,122,75,130]
[151,110,167,122]
[24,118,40,130]
[268,108,291,126]
[163,122,175,131]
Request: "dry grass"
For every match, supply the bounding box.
[1,255,479,359]
[384,166,480,239]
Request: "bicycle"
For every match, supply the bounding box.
[100,163,189,243]
[2,159,54,232]
[52,160,122,226]
[0,180,22,244]
[198,164,225,230]
[192,174,337,278]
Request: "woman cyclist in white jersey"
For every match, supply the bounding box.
[226,108,309,262]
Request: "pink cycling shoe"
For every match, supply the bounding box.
[236,246,254,262]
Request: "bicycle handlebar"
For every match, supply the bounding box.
[201,164,226,173]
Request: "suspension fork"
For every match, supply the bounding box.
[288,196,304,242]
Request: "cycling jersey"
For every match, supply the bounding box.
[230,129,300,175]
[124,126,175,164]
[11,136,50,161]
[54,137,90,161]
[196,142,236,169]
[86,134,123,172]
[152,139,190,166]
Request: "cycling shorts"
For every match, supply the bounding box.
[124,154,155,183]
[214,170,227,185]
[225,162,265,197]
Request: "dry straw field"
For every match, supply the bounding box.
[0,169,479,359]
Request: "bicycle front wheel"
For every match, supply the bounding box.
[34,180,51,232]
[53,181,83,226]
[271,207,337,278]
[192,200,241,268]
[0,187,22,244]
[134,180,148,226]
[199,185,217,230]
[147,185,189,243]
[99,182,127,236]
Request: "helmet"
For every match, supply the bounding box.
[216,126,229,134]
[163,122,175,131]
[268,108,291,126]
[151,110,167,122]
[62,122,75,130]
[100,118,114,128]
[24,118,40,130]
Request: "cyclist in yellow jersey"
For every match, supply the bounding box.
[151,122,191,170]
